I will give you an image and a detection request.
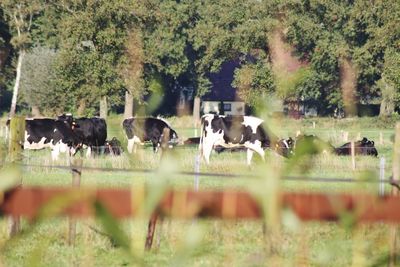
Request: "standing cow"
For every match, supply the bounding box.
[58,114,107,157]
[7,117,82,160]
[199,114,284,165]
[122,117,179,153]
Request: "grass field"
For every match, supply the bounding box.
[0,115,398,266]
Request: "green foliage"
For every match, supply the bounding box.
[232,57,275,107]
[19,46,58,114]
[51,0,135,114]
[0,0,42,50]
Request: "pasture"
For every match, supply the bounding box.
[0,115,398,266]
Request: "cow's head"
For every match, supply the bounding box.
[275,137,294,157]
[168,128,179,147]
[57,113,79,130]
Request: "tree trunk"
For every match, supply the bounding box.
[193,96,201,124]
[99,96,108,119]
[77,99,86,116]
[9,50,25,118]
[339,57,357,117]
[124,91,134,118]
[31,106,41,117]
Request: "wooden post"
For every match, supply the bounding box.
[312,121,316,129]
[68,159,82,246]
[389,123,400,266]
[145,213,158,250]
[357,132,361,141]
[8,116,25,237]
[351,141,356,170]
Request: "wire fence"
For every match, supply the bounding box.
[19,163,398,188]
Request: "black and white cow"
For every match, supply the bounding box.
[7,118,82,160]
[335,137,378,156]
[122,117,179,153]
[58,114,107,157]
[199,114,283,165]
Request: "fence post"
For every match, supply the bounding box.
[351,141,356,170]
[8,116,25,237]
[389,123,400,266]
[68,158,82,246]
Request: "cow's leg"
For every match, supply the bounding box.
[127,139,134,154]
[246,141,265,163]
[86,146,92,158]
[202,139,214,164]
[247,149,254,165]
[51,145,60,161]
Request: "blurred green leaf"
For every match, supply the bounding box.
[94,201,130,251]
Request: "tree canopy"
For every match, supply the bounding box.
[0,0,399,116]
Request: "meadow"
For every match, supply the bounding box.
[0,115,398,267]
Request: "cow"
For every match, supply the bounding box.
[199,114,286,165]
[104,137,123,156]
[7,117,82,160]
[58,114,107,157]
[122,117,179,153]
[335,137,378,156]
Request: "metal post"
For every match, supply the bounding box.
[379,157,385,196]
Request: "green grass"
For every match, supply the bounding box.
[0,115,398,266]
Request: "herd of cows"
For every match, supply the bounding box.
[4,114,379,164]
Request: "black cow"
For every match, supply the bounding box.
[7,117,82,160]
[200,114,290,165]
[122,117,179,153]
[104,137,123,156]
[335,137,378,156]
[58,114,107,157]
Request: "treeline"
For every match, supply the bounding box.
[0,0,399,117]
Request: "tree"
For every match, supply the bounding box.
[119,29,145,118]
[232,55,275,108]
[19,46,58,116]
[53,0,134,116]
[1,0,42,117]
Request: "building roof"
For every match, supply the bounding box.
[202,60,242,102]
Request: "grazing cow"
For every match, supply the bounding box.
[199,114,285,165]
[104,137,123,156]
[122,117,179,153]
[58,114,107,157]
[7,118,82,160]
[335,137,378,156]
